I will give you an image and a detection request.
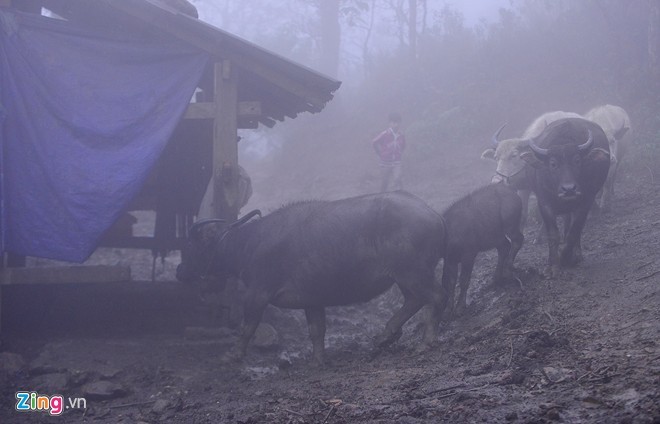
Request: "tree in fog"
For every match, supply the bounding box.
[191,0,660,203]
[317,0,341,77]
[649,0,660,79]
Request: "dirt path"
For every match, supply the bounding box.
[1,156,659,423]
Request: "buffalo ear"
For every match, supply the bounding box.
[481,148,496,160]
[587,147,610,162]
[520,150,542,167]
[614,126,629,140]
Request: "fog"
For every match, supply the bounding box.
[195,0,659,214]
[3,4,660,421]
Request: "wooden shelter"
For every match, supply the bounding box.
[0,0,340,336]
[1,0,340,258]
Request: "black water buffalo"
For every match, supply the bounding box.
[522,118,610,275]
[441,183,523,317]
[176,191,447,365]
[481,111,582,232]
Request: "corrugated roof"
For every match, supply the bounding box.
[39,0,341,127]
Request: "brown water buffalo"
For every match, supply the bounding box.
[523,118,610,275]
[176,191,447,365]
[441,183,523,317]
[584,104,631,212]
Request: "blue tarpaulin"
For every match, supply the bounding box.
[0,10,209,262]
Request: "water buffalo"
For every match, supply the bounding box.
[584,104,631,212]
[522,118,610,275]
[481,111,582,232]
[196,165,253,325]
[441,183,523,317]
[176,191,447,365]
[523,111,584,140]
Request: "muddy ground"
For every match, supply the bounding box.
[1,148,660,423]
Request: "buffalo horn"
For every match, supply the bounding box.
[577,129,593,152]
[491,123,507,147]
[528,138,549,157]
[230,209,262,228]
[189,218,226,235]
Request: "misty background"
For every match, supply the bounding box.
[191,0,660,212]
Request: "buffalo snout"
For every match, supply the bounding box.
[559,183,580,198]
[176,263,192,282]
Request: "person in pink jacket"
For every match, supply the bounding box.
[372,112,406,192]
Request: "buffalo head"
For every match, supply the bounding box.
[481,124,530,186]
[176,218,226,283]
[525,130,594,200]
[176,210,262,283]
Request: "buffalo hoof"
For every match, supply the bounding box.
[421,330,439,347]
[543,265,560,279]
[373,328,402,350]
[310,357,326,368]
[494,270,520,288]
[440,305,456,322]
[309,351,326,367]
[560,249,582,267]
[415,340,437,354]
[493,275,508,287]
[220,348,244,364]
[367,346,385,362]
[454,302,468,318]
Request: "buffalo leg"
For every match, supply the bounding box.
[456,253,477,315]
[304,307,326,365]
[415,270,446,346]
[374,286,424,349]
[421,292,446,346]
[234,290,269,360]
[561,214,572,244]
[494,239,511,285]
[441,258,460,318]
[561,202,592,266]
[538,201,561,276]
[518,189,531,232]
[535,213,571,245]
[505,228,524,279]
[600,162,617,212]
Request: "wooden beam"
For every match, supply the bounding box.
[98,236,186,251]
[238,119,259,129]
[238,101,261,117]
[184,101,261,120]
[0,265,131,285]
[258,117,277,128]
[184,102,215,119]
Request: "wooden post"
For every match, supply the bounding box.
[212,60,239,222]
[1,256,4,346]
[649,0,660,79]
[0,264,3,347]
[212,60,242,326]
